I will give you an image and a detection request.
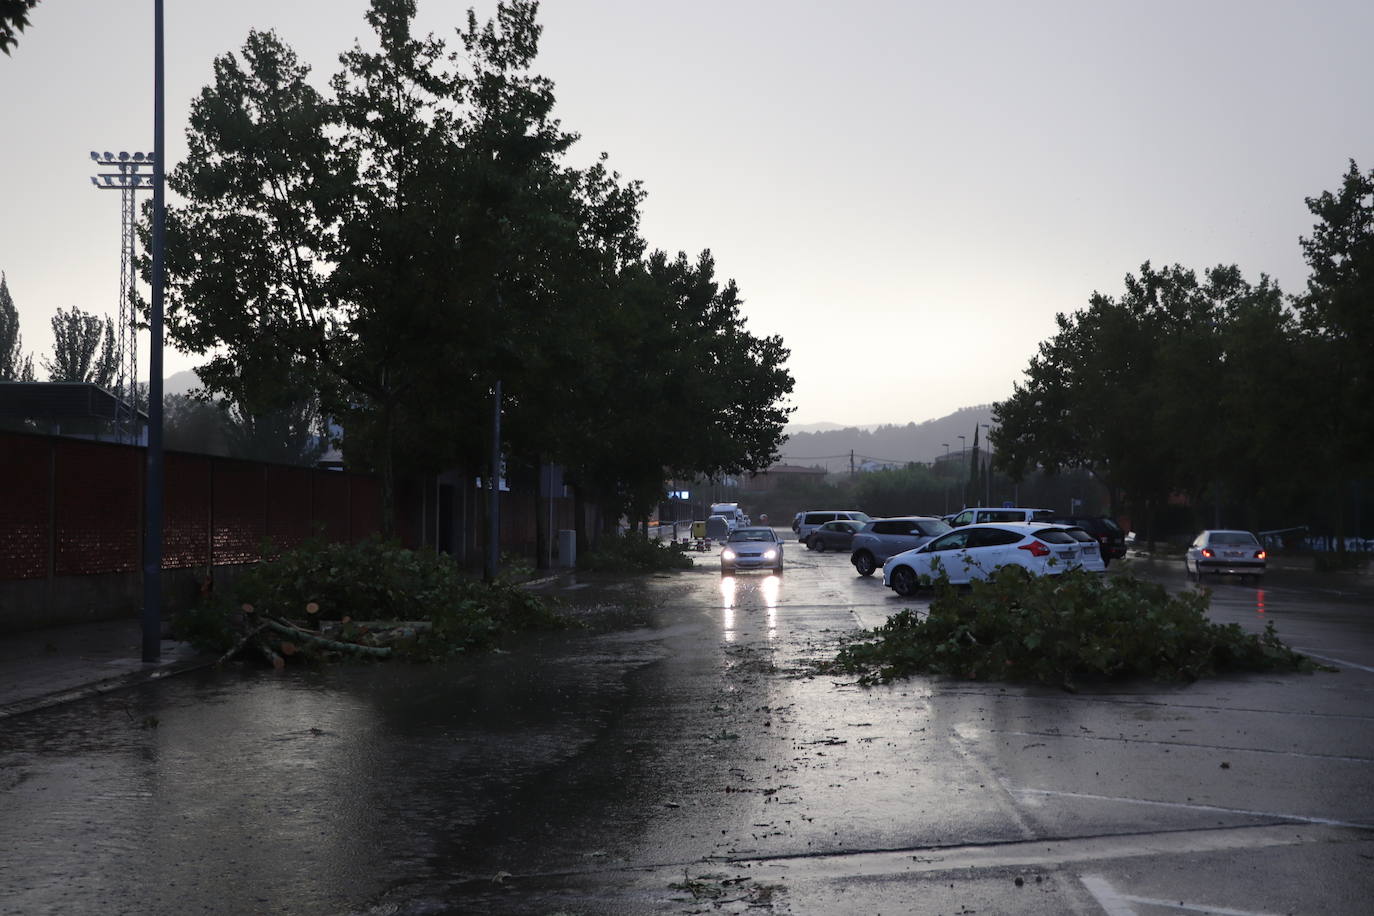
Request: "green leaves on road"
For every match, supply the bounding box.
[826,569,1328,689]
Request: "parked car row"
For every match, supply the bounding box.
[734,509,1266,590]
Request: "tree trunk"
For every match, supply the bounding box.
[573,482,589,556]
[533,454,549,570]
[380,400,396,538]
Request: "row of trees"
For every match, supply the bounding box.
[992,161,1374,547]
[0,274,122,385]
[149,0,794,547]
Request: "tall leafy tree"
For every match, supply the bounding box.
[0,271,35,380]
[43,307,117,387]
[1295,159,1374,549]
[991,263,1280,540]
[158,0,794,545]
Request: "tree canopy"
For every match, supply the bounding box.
[156,0,793,532]
[992,162,1374,544]
[42,306,117,387]
[0,272,35,380]
[0,0,39,55]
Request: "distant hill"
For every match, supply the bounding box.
[780,405,996,469]
[163,369,204,396]
[783,421,859,435]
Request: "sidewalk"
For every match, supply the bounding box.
[0,617,210,720]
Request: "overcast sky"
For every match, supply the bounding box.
[3,1,1371,429]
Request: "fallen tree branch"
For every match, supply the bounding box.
[264,618,393,658]
[217,622,270,666]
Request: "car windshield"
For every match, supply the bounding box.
[728,528,775,542]
[1210,532,1258,546]
[919,520,952,536]
[1061,528,1095,543]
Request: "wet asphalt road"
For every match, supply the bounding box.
[2,538,1372,915]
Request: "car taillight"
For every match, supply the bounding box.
[1201,548,1214,558]
[1256,549,1266,560]
[1018,540,1051,557]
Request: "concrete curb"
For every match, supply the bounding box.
[0,652,217,721]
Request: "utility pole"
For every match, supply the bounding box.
[138,0,167,663]
[849,450,855,477]
[485,380,502,583]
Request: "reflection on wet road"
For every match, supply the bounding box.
[2,541,1372,914]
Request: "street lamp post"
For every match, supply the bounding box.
[957,435,966,508]
[941,443,950,513]
[980,423,991,506]
[130,0,169,662]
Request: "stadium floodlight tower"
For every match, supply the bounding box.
[89,149,154,443]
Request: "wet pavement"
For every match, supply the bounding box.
[1,542,1372,914]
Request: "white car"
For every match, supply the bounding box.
[1185,530,1266,583]
[721,526,784,574]
[1052,524,1106,573]
[881,523,1081,596]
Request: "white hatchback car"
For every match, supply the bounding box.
[881,523,1081,596]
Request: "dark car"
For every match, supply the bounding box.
[849,516,952,576]
[805,519,865,552]
[1048,515,1127,564]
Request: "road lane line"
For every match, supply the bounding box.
[1081,874,1288,916]
[998,729,1374,763]
[1011,786,1374,830]
[1080,874,1144,915]
[1294,649,1374,674]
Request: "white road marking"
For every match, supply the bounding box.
[998,729,1374,764]
[1295,649,1374,674]
[1011,786,1374,830]
[727,823,1358,881]
[1081,873,1289,916]
[1080,874,1144,916]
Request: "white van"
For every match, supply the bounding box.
[709,503,749,530]
[947,507,1054,527]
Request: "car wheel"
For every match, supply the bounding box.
[853,551,876,577]
[814,538,826,553]
[890,566,919,597]
[774,564,784,575]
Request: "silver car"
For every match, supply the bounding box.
[1185,530,1266,583]
[721,526,785,574]
[850,516,952,577]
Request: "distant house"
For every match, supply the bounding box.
[741,463,829,493]
[0,381,147,445]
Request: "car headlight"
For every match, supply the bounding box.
[722,548,736,560]
[763,549,777,560]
